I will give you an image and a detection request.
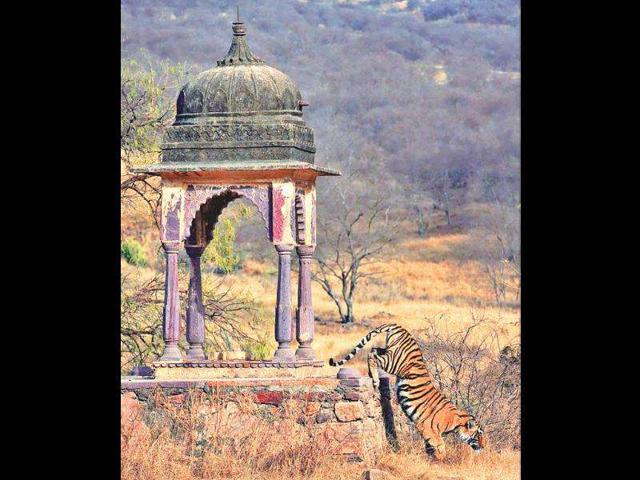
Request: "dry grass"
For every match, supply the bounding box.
[375,413,520,480]
[122,391,365,480]
[376,448,520,480]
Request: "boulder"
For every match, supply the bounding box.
[335,401,365,422]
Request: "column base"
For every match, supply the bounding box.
[273,345,295,361]
[295,345,316,360]
[185,345,207,361]
[158,343,183,362]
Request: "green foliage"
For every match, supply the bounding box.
[245,335,273,361]
[237,204,253,218]
[121,238,148,267]
[220,330,234,351]
[201,205,253,274]
[121,55,188,166]
[202,218,241,273]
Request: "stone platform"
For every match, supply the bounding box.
[150,359,333,380]
[121,368,392,463]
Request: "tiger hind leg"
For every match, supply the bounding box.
[367,348,389,389]
[367,351,380,389]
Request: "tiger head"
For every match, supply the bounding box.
[456,418,487,451]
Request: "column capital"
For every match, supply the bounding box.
[296,245,316,257]
[162,241,182,254]
[275,243,295,254]
[185,245,206,257]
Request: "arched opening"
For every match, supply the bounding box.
[176,90,185,115]
[184,190,277,360]
[193,191,273,273]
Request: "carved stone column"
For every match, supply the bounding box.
[159,241,183,362]
[295,245,316,360]
[273,244,295,361]
[185,245,207,361]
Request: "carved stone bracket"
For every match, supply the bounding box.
[294,193,305,244]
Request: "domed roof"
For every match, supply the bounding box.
[138,17,338,177]
[176,21,304,116]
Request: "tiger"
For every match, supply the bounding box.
[329,323,487,460]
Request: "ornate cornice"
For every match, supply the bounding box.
[163,123,315,152]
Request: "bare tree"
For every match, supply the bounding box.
[400,176,433,238]
[477,185,521,306]
[408,167,466,230]
[120,271,260,372]
[314,165,397,324]
[202,280,260,353]
[431,169,453,225]
[121,273,165,372]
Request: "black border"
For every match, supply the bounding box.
[27,2,122,478]
[27,1,565,478]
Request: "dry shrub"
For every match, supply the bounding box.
[415,311,521,449]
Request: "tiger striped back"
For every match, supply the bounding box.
[329,323,486,459]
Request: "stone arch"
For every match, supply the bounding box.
[232,83,258,111]
[185,88,204,113]
[176,90,185,115]
[206,89,228,112]
[282,88,295,110]
[184,185,271,245]
[198,190,240,246]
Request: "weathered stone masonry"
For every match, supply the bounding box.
[121,373,387,463]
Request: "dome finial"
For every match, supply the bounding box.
[232,6,246,36]
[217,11,264,66]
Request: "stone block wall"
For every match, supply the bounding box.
[121,375,388,463]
